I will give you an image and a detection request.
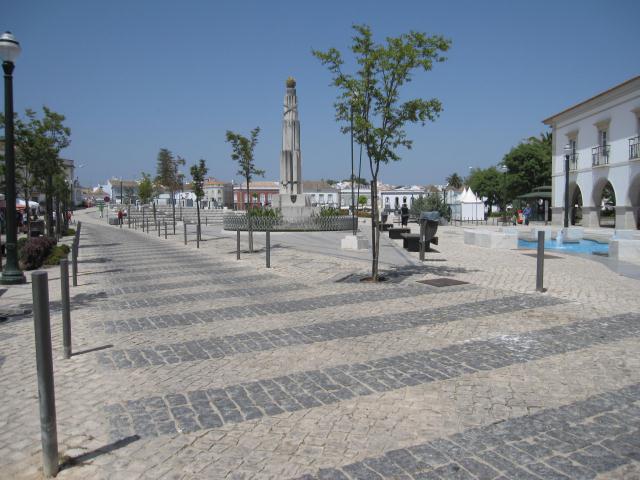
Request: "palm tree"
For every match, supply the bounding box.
[445,172,463,189]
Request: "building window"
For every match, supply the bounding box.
[328,194,333,203]
[319,194,325,203]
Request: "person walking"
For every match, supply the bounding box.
[99,203,104,218]
[523,204,532,226]
[400,203,409,227]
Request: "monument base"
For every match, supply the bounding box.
[271,193,320,221]
[341,234,369,251]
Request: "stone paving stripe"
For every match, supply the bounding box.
[99,265,258,286]
[96,284,474,333]
[104,311,640,438]
[97,294,565,369]
[297,382,640,480]
[95,283,308,310]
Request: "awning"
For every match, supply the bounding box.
[517,191,551,200]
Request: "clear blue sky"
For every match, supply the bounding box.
[4,0,639,187]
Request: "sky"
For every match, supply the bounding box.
[4,0,639,188]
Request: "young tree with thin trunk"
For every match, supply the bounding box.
[138,172,153,205]
[155,148,185,230]
[225,127,264,253]
[314,24,451,280]
[190,159,208,243]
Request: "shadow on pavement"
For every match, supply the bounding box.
[72,344,113,356]
[59,435,140,470]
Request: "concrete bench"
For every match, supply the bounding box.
[610,239,640,265]
[401,233,438,252]
[464,229,517,249]
[389,227,411,239]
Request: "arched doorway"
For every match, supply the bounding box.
[629,173,640,230]
[570,184,583,226]
[594,180,616,228]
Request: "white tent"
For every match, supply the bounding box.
[459,188,484,221]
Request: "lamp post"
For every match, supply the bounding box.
[350,98,356,235]
[499,164,508,223]
[563,144,571,228]
[0,32,25,284]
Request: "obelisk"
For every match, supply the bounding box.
[280,77,303,195]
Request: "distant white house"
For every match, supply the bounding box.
[380,185,425,211]
[543,75,640,229]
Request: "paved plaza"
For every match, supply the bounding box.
[1,210,639,479]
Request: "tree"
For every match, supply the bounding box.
[314,24,451,280]
[138,172,153,205]
[190,159,208,244]
[225,127,264,253]
[445,172,463,189]
[155,148,185,231]
[2,107,71,237]
[343,175,369,186]
[410,194,450,220]
[358,195,368,208]
[502,133,551,199]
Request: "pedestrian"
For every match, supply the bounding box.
[117,209,124,225]
[400,203,409,227]
[99,203,104,218]
[524,204,532,226]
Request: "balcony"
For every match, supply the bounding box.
[592,144,610,167]
[630,135,640,160]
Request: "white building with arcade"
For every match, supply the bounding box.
[543,76,640,230]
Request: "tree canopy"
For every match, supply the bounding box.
[502,133,552,199]
[138,172,154,204]
[190,159,208,202]
[445,172,463,189]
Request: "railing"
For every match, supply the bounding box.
[223,213,356,231]
[630,135,640,160]
[592,144,610,166]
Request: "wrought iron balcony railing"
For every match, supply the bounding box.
[630,135,640,160]
[592,144,610,166]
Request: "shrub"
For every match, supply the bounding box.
[44,244,71,266]
[65,228,76,236]
[247,206,282,219]
[18,237,57,270]
[319,206,342,217]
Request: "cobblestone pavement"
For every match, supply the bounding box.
[0,210,639,479]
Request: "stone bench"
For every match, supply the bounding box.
[464,229,518,249]
[610,239,640,265]
[389,227,411,239]
[401,233,438,252]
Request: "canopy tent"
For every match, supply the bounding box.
[15,198,40,211]
[459,187,484,221]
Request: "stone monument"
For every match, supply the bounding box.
[271,77,319,221]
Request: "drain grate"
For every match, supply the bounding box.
[417,278,469,287]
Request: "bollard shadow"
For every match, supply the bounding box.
[59,435,140,470]
[79,243,122,249]
[72,344,113,356]
[78,257,113,264]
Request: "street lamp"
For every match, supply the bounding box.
[499,164,508,223]
[0,31,25,284]
[563,144,571,228]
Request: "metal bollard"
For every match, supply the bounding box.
[128,214,131,228]
[146,219,149,233]
[419,222,426,261]
[32,272,59,477]
[236,230,240,260]
[205,217,208,226]
[184,222,187,245]
[173,219,176,235]
[60,259,72,359]
[71,243,78,287]
[164,222,167,239]
[266,230,270,268]
[536,230,545,292]
[157,221,160,237]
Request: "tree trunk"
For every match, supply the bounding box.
[196,199,201,242]
[46,177,54,238]
[246,179,253,253]
[24,187,31,238]
[171,189,176,230]
[370,178,380,281]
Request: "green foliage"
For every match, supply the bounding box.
[189,159,208,202]
[343,175,369,186]
[410,194,450,220]
[138,172,154,204]
[44,244,71,266]
[64,228,76,236]
[467,167,502,210]
[155,149,185,192]
[313,24,451,279]
[502,133,552,199]
[445,172,463,189]
[358,195,368,206]
[247,206,281,218]
[319,206,342,217]
[226,127,264,208]
[18,236,57,270]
